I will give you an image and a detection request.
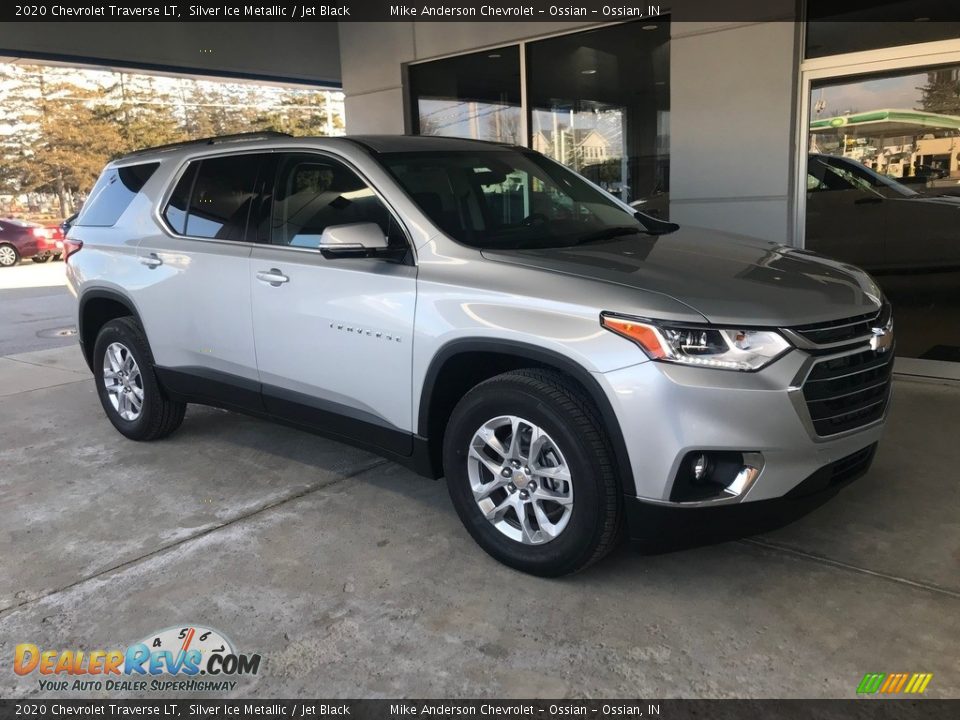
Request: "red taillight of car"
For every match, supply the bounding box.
[31,227,53,239]
[63,238,83,263]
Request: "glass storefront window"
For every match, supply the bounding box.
[806,1,960,58]
[806,64,960,362]
[406,22,670,213]
[526,22,670,207]
[408,46,521,144]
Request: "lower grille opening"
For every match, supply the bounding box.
[786,443,878,499]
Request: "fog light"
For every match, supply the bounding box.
[692,453,710,483]
[671,451,765,503]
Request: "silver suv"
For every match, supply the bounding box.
[66,133,893,576]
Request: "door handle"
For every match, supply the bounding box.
[256,269,289,286]
[140,253,163,268]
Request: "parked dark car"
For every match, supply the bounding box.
[632,154,960,272]
[33,225,65,262]
[0,218,61,267]
[806,153,960,272]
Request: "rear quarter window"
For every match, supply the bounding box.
[76,162,160,227]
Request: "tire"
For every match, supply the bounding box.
[0,244,19,267]
[92,317,186,441]
[52,253,63,262]
[443,368,622,577]
[31,255,51,263]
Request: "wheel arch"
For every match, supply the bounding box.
[418,338,635,493]
[78,288,145,371]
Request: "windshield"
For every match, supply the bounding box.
[379,149,650,250]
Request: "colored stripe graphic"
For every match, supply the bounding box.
[858,672,933,694]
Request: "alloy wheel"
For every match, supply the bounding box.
[467,415,574,545]
[0,246,17,266]
[102,342,144,421]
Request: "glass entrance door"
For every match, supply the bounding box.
[805,64,960,368]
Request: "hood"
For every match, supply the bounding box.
[481,227,883,326]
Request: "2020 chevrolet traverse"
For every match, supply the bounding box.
[66,133,893,576]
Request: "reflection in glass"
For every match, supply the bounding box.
[409,46,521,144]
[806,65,960,362]
[526,22,670,209]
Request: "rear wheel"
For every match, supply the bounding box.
[443,369,622,577]
[0,244,19,267]
[31,254,51,263]
[93,317,186,441]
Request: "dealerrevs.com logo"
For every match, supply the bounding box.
[15,625,261,693]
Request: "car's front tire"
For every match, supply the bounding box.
[443,369,622,577]
[93,317,186,441]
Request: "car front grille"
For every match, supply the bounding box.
[801,347,893,437]
[790,302,889,348]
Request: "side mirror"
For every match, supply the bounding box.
[318,222,402,260]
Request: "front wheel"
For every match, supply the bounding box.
[93,317,186,441]
[443,369,622,576]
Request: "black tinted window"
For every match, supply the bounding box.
[76,162,159,227]
[162,163,198,235]
[185,155,263,241]
[271,154,400,248]
[380,149,638,249]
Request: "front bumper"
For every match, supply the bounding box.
[596,347,889,506]
[624,442,876,547]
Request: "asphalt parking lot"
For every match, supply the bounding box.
[1,262,958,698]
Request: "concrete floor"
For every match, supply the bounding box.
[0,343,957,699]
[0,261,75,356]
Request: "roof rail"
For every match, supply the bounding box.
[119,131,292,160]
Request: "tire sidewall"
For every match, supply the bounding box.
[443,379,608,575]
[92,320,155,438]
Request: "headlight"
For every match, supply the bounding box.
[600,313,791,371]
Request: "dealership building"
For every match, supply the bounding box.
[1,2,959,378]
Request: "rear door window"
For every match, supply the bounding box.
[162,163,198,235]
[76,162,159,227]
[184,155,264,241]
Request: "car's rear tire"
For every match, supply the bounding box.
[443,368,622,577]
[93,317,186,441]
[0,244,19,267]
[31,255,51,263]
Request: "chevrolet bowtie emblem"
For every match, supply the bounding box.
[870,326,893,353]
